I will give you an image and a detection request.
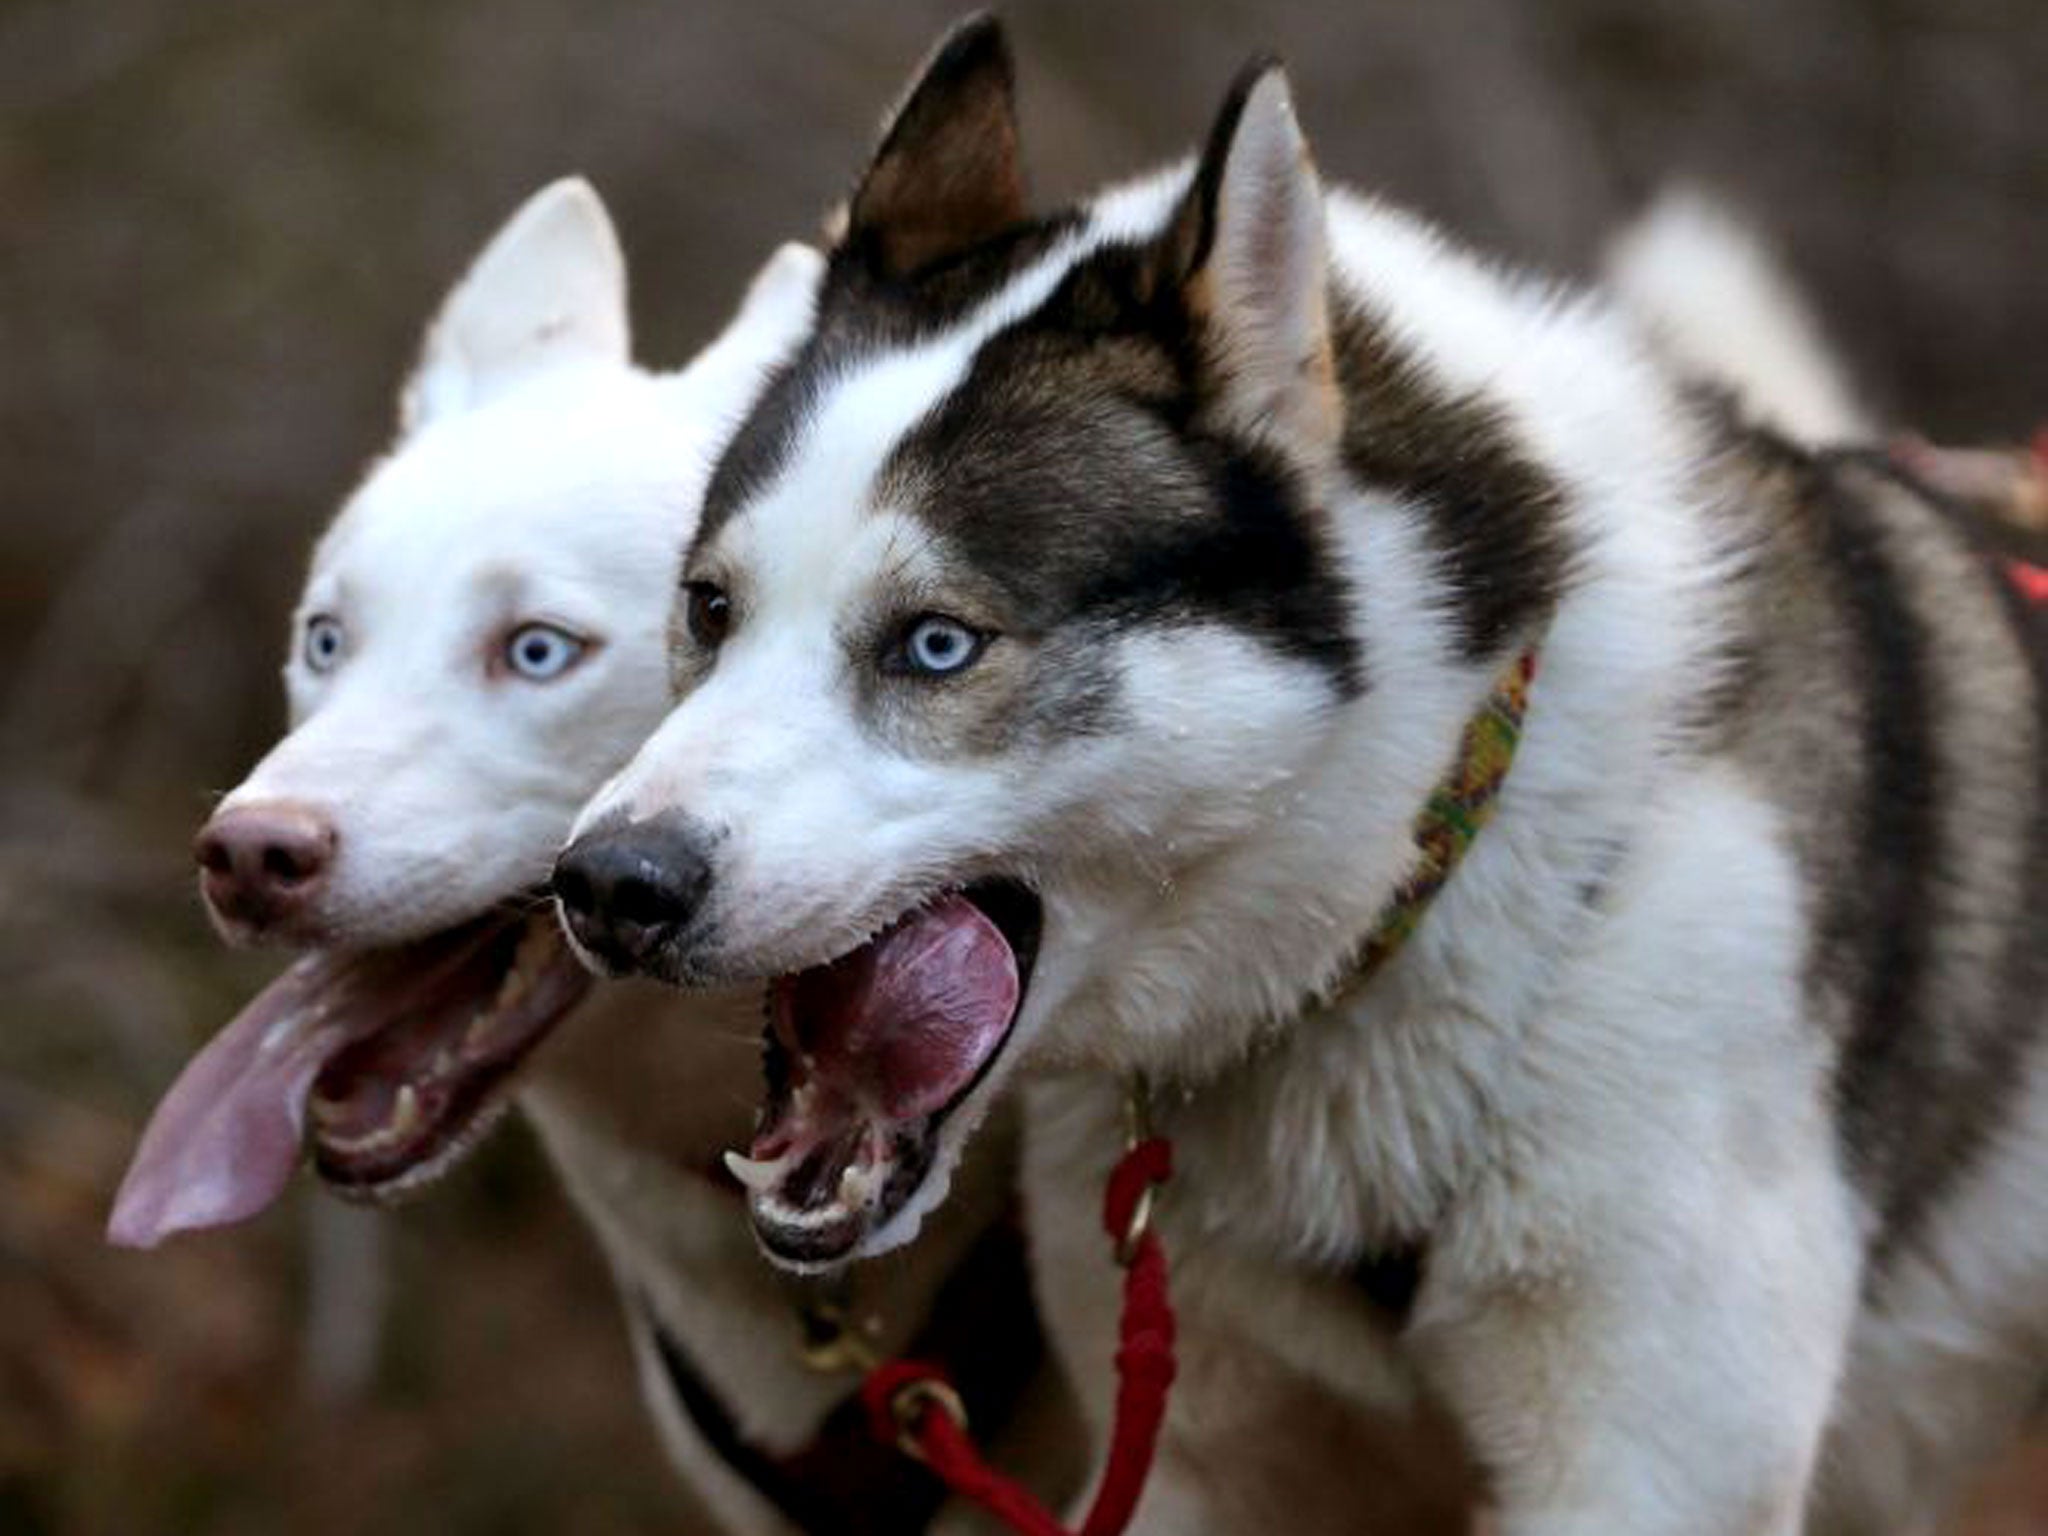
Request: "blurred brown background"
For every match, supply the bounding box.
[2,1,2044,1531]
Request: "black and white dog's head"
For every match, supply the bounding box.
[554,19,1459,1270]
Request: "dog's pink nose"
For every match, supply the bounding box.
[194,801,336,937]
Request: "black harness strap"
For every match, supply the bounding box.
[647,1212,1045,1535]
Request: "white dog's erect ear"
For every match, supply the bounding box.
[844,14,1027,280]
[1168,64,1338,451]
[666,242,824,411]
[734,241,826,336]
[401,177,629,433]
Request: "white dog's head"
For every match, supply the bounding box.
[110,181,820,1247]
[204,184,818,946]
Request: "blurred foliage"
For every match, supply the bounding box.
[1,0,2044,1530]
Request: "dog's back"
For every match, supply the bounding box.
[1693,420,2048,1527]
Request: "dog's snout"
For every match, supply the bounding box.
[194,801,337,938]
[552,817,713,975]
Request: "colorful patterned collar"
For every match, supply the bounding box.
[1344,648,1538,989]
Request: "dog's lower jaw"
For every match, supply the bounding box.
[318,1094,515,1207]
[748,1011,1040,1274]
[758,1115,971,1273]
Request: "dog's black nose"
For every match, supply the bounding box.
[552,816,713,975]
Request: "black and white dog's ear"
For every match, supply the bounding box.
[1165,62,1339,452]
[401,177,629,435]
[843,13,1028,280]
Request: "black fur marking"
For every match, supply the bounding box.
[1824,452,2048,1262]
[1331,295,1573,661]
[695,349,823,549]
[876,283,1364,699]
[1811,462,1944,1243]
[1688,424,2045,1265]
[694,213,1084,557]
[1069,444,1363,690]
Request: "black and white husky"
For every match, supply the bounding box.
[556,21,2047,1533]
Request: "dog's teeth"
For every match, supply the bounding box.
[723,1149,793,1194]
[493,966,530,1011]
[318,1083,425,1155]
[389,1083,423,1138]
[488,924,550,1012]
[310,1093,350,1128]
[464,1009,498,1053]
[838,1160,884,1210]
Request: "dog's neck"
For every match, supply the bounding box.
[1314,648,1538,1005]
[1100,202,1735,1258]
[1030,188,1727,1100]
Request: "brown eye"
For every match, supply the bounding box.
[684,581,732,649]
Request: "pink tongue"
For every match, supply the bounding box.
[771,893,1019,1123]
[107,953,358,1249]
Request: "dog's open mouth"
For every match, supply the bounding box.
[107,909,590,1248]
[727,879,1041,1271]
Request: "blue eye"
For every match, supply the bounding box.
[898,615,986,677]
[303,615,346,673]
[504,623,588,681]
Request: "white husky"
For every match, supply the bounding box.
[559,20,2047,1536]
[109,180,1064,1535]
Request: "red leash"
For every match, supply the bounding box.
[862,1108,1177,1536]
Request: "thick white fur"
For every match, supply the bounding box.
[1602,188,1873,445]
[213,184,1029,1532]
[572,76,2040,1532]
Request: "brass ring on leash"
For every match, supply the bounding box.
[888,1378,970,1463]
[798,1297,882,1375]
[1115,1184,1155,1268]
[1116,1076,1156,1267]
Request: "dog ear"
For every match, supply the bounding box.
[731,241,826,338]
[665,242,824,411]
[1161,63,1339,452]
[842,14,1028,280]
[401,177,629,434]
